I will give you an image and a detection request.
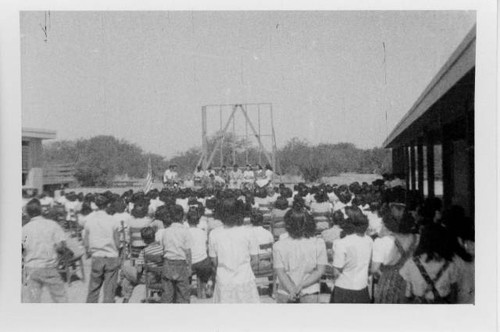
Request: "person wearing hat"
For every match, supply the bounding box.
[84,194,122,303]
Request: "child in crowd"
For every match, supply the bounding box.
[120,227,163,303]
[159,204,193,303]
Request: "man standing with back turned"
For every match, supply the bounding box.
[22,198,68,303]
[84,194,121,303]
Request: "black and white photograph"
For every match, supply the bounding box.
[0,1,497,332]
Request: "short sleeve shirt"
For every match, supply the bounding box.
[333,234,373,290]
[208,226,259,285]
[22,216,66,268]
[84,210,121,258]
[248,226,274,254]
[372,236,396,265]
[188,227,208,264]
[273,237,327,295]
[160,223,193,260]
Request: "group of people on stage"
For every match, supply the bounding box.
[21,175,474,304]
[192,163,274,190]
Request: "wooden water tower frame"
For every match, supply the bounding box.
[197,103,279,173]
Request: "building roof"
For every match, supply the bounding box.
[383,25,476,148]
[22,127,57,140]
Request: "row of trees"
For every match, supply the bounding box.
[43,136,168,186]
[277,138,391,182]
[43,134,392,186]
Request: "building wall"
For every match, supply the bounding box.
[22,138,44,193]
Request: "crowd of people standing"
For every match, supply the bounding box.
[21,174,474,304]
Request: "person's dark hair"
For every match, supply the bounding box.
[441,205,473,262]
[140,226,156,244]
[420,197,443,224]
[414,223,454,262]
[250,210,264,226]
[94,194,109,210]
[265,164,273,171]
[314,190,328,203]
[80,201,93,216]
[274,196,289,210]
[255,188,267,199]
[399,212,417,234]
[382,212,399,233]
[170,204,184,223]
[332,210,345,226]
[131,200,148,218]
[342,207,369,236]
[111,198,127,214]
[186,209,200,226]
[205,197,217,211]
[292,195,306,210]
[26,198,42,218]
[155,205,171,228]
[218,197,245,227]
[284,208,315,239]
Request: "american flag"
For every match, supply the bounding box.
[144,157,153,193]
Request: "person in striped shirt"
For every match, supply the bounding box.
[120,227,163,303]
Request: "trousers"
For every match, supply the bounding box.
[161,259,190,303]
[86,256,120,303]
[23,267,68,303]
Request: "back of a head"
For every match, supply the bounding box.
[140,226,156,244]
[344,208,369,236]
[111,198,127,214]
[94,194,109,210]
[131,200,149,218]
[155,205,171,226]
[26,198,42,218]
[284,208,315,239]
[250,210,264,226]
[218,197,245,227]
[414,223,453,262]
[186,209,200,226]
[170,204,185,223]
[274,196,289,210]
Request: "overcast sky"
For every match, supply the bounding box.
[21,11,476,158]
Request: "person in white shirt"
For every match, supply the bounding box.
[186,209,213,299]
[22,199,68,303]
[208,197,260,303]
[365,202,383,237]
[163,165,179,186]
[83,195,121,303]
[247,210,274,254]
[242,164,256,188]
[193,166,206,187]
[331,207,373,303]
[229,164,243,189]
[147,191,164,216]
[273,207,327,303]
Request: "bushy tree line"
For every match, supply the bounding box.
[43,136,168,186]
[277,138,391,182]
[43,134,392,186]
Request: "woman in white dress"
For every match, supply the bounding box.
[208,197,260,303]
